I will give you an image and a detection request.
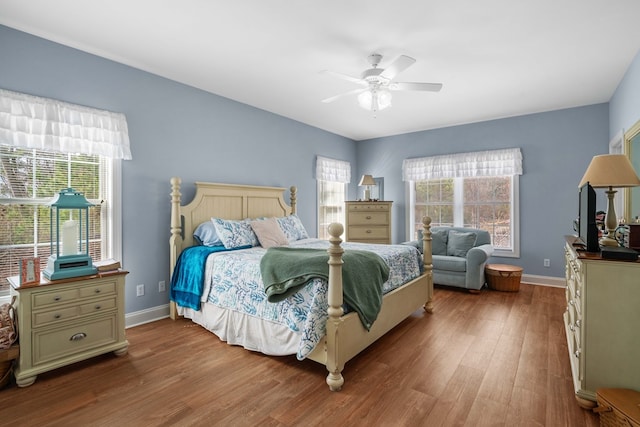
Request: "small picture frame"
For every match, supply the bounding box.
[20,257,40,286]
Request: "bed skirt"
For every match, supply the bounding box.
[178,303,303,357]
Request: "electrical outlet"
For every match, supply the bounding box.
[159,280,166,292]
[136,283,145,297]
[543,259,550,267]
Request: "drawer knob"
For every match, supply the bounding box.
[366,215,372,220]
[575,319,581,328]
[366,229,372,234]
[54,296,61,302]
[95,305,102,310]
[95,289,101,294]
[70,333,87,342]
[574,349,581,358]
[54,314,61,319]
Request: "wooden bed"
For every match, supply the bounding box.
[168,177,433,391]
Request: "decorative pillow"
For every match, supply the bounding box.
[417,229,448,255]
[276,214,309,242]
[212,218,259,249]
[430,229,449,255]
[193,220,222,247]
[446,230,477,257]
[250,218,289,249]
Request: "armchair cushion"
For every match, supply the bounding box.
[446,230,477,257]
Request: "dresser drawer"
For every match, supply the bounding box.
[348,211,389,225]
[348,226,389,240]
[32,315,118,366]
[348,203,389,212]
[32,288,80,308]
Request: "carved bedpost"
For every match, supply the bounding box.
[325,222,345,391]
[289,186,297,215]
[422,216,434,313]
[169,177,184,320]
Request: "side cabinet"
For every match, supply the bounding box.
[9,271,128,387]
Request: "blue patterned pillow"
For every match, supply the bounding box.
[276,214,309,242]
[212,218,259,249]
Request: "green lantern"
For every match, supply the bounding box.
[43,188,97,280]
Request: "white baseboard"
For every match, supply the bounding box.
[125,304,170,328]
[522,273,565,288]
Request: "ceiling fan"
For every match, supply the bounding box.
[321,53,443,112]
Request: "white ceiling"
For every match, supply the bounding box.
[2,0,640,141]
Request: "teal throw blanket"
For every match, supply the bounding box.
[260,247,390,330]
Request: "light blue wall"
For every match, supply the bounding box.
[610,49,640,136]
[2,23,636,312]
[357,104,609,278]
[0,25,355,313]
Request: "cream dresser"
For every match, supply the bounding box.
[345,201,392,244]
[563,237,640,408]
[9,270,129,387]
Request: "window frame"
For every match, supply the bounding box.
[316,179,347,239]
[0,149,122,295]
[406,174,520,258]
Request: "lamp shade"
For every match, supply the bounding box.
[358,88,392,111]
[579,154,640,188]
[359,174,376,186]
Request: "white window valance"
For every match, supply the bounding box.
[316,155,351,183]
[0,88,132,159]
[402,148,522,181]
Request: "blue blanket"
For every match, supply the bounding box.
[170,245,248,310]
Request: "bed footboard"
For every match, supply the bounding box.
[322,216,433,391]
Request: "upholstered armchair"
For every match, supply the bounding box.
[403,226,494,292]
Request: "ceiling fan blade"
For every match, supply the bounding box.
[389,82,443,92]
[380,55,416,81]
[320,70,367,86]
[321,87,367,103]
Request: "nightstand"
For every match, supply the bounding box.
[8,270,128,387]
[345,201,393,244]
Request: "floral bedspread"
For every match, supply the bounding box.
[202,238,422,359]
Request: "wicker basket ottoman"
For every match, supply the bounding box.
[485,264,523,292]
[595,388,640,427]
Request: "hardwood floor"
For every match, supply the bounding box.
[0,284,599,426]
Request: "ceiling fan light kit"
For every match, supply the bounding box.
[322,53,443,113]
[358,87,392,111]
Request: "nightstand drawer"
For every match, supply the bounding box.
[32,315,118,365]
[79,297,116,315]
[33,307,79,327]
[348,211,389,225]
[348,226,389,240]
[33,288,80,308]
[79,281,116,298]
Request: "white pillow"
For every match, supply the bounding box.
[250,218,289,248]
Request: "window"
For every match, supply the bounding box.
[316,156,350,239]
[0,147,121,292]
[0,88,130,294]
[404,148,522,257]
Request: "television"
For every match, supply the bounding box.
[578,182,600,252]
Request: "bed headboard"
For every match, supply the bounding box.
[169,177,297,269]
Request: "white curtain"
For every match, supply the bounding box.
[316,155,351,183]
[0,88,132,159]
[402,148,522,181]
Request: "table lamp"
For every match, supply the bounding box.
[358,174,376,201]
[579,154,640,246]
